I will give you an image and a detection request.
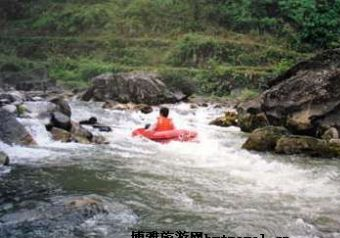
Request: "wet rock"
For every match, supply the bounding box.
[321,127,339,141]
[92,135,109,144]
[92,124,112,132]
[190,104,198,109]
[139,104,153,114]
[51,127,71,142]
[0,109,36,146]
[82,72,188,104]
[275,136,340,158]
[210,111,238,127]
[236,97,268,132]
[0,151,10,166]
[70,122,92,143]
[242,126,290,152]
[49,97,71,117]
[0,91,25,106]
[79,117,98,125]
[238,49,340,136]
[51,112,72,131]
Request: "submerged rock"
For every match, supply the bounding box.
[275,136,340,158]
[0,109,36,146]
[242,126,290,152]
[82,72,189,104]
[210,111,238,127]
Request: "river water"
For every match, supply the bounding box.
[1,101,340,238]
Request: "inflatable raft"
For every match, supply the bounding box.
[132,128,198,143]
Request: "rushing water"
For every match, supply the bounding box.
[1,101,340,238]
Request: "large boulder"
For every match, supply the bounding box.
[81,72,189,104]
[237,48,340,136]
[242,126,290,151]
[275,135,340,158]
[49,97,71,117]
[50,112,72,131]
[0,109,36,145]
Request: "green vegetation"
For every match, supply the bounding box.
[1,0,338,95]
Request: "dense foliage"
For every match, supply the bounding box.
[0,0,338,96]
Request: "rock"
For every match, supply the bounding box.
[82,72,188,104]
[190,104,198,109]
[242,126,290,151]
[70,122,92,143]
[139,104,153,114]
[275,136,340,158]
[321,127,339,141]
[238,49,340,136]
[0,109,36,146]
[92,135,109,144]
[79,117,112,132]
[236,97,268,132]
[79,117,97,125]
[0,151,10,166]
[49,97,71,117]
[51,112,71,131]
[1,104,17,114]
[0,91,25,106]
[92,124,112,132]
[209,111,238,127]
[51,127,71,142]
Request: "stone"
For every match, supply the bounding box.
[92,124,112,132]
[275,136,340,158]
[70,122,93,143]
[242,126,290,152]
[236,97,268,132]
[1,104,17,114]
[139,104,153,114]
[81,72,189,104]
[92,135,109,144]
[209,111,238,127]
[49,97,71,117]
[321,127,339,141]
[0,109,36,146]
[50,112,71,131]
[0,151,10,166]
[51,127,71,142]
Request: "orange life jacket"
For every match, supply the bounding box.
[155,116,175,131]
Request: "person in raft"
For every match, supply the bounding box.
[146,107,175,131]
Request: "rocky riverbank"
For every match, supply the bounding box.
[210,48,340,158]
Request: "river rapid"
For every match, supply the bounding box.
[1,100,340,238]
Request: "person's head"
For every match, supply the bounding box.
[160,107,169,118]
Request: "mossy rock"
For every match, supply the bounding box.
[209,111,238,127]
[275,135,340,158]
[242,126,290,152]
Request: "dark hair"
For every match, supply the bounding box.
[160,107,169,117]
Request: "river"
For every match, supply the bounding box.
[0,101,340,238]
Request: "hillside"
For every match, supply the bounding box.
[2,0,339,96]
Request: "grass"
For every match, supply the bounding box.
[0,0,311,95]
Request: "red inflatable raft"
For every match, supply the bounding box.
[132,128,198,143]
